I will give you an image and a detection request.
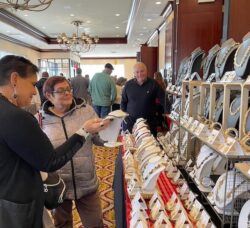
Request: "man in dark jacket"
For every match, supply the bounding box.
[36,71,49,105]
[121,62,167,136]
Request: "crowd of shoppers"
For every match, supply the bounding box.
[0,54,170,228]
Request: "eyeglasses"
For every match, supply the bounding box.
[52,87,73,95]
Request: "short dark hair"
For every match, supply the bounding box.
[0,55,39,86]
[76,68,82,75]
[42,71,49,78]
[105,63,114,70]
[43,76,69,96]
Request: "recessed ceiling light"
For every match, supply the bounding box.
[147,18,152,22]
[155,1,161,4]
[115,13,120,16]
[70,14,75,17]
[6,30,10,33]
[115,26,120,29]
[86,20,91,23]
[42,26,46,29]
[143,27,147,29]
[24,14,28,17]
[140,33,144,36]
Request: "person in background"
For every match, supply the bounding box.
[0,55,107,228]
[36,71,49,105]
[121,62,166,136]
[41,76,106,228]
[70,68,90,103]
[154,72,166,91]
[60,73,64,77]
[89,63,117,117]
[112,77,127,111]
[154,71,169,131]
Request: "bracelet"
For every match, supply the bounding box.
[76,128,90,139]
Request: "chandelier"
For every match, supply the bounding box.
[57,20,99,54]
[0,0,53,11]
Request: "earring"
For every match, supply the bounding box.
[13,85,17,99]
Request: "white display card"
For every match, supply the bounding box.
[170,201,182,220]
[186,159,193,168]
[221,137,244,155]
[190,199,203,221]
[220,71,237,83]
[175,211,189,228]
[151,200,164,220]
[199,210,211,227]
[130,210,147,228]
[172,170,181,184]
[132,192,147,209]
[185,117,194,129]
[180,182,189,196]
[194,123,209,137]
[154,211,171,227]
[166,192,178,211]
[131,204,148,218]
[149,191,164,209]
[206,129,224,145]
[189,120,200,132]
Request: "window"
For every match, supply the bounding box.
[80,64,125,79]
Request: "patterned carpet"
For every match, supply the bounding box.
[73,145,119,228]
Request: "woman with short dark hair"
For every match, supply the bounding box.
[0,55,107,228]
[41,76,104,228]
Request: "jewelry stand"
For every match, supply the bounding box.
[176,57,190,86]
[214,171,249,210]
[214,38,239,80]
[234,32,250,79]
[203,44,221,81]
[211,154,227,175]
[141,165,165,194]
[194,151,217,192]
[237,199,250,228]
[188,47,205,75]
[226,94,241,128]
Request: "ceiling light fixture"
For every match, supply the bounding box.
[0,0,54,11]
[57,20,99,54]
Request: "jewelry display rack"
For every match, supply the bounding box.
[161,34,250,228]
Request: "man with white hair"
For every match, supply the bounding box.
[121,62,166,136]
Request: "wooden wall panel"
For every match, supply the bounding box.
[140,46,158,78]
[229,0,250,42]
[175,0,223,78]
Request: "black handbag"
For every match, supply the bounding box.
[43,172,66,210]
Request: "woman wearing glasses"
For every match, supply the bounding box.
[40,76,105,228]
[0,55,107,228]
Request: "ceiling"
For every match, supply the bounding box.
[0,0,170,58]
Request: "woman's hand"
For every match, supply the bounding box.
[83,118,111,134]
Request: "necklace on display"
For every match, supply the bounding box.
[234,45,250,68]
[240,133,250,153]
[195,153,214,170]
[213,98,223,121]
[229,96,241,116]
[216,43,239,68]
[243,107,250,136]
[215,172,247,205]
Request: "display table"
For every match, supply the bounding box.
[113,149,127,228]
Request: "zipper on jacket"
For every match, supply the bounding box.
[61,118,78,200]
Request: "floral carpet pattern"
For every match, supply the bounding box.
[73,145,119,228]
